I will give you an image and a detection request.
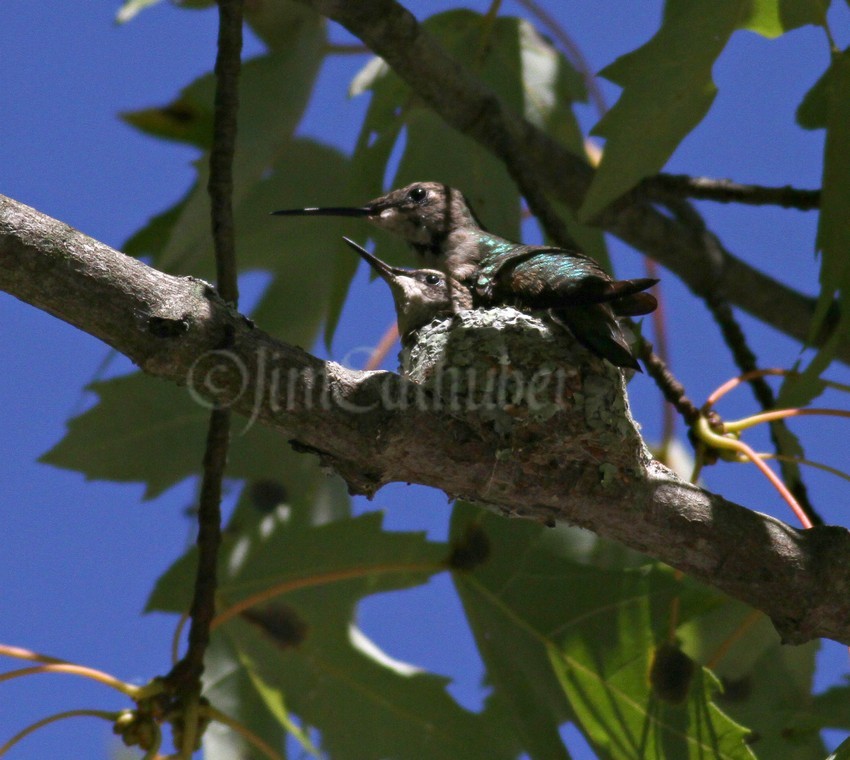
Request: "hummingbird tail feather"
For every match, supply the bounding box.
[550,306,641,371]
[612,292,657,317]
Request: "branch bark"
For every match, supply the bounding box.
[646,174,821,210]
[301,0,846,364]
[3,193,850,646]
[165,0,244,720]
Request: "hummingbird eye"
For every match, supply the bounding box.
[407,186,428,204]
[424,273,442,285]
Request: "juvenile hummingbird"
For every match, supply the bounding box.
[274,182,657,370]
[341,236,471,342]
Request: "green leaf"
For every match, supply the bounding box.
[236,642,319,756]
[797,61,832,130]
[150,43,325,270]
[580,0,749,221]
[812,50,850,326]
[233,615,514,760]
[148,476,350,613]
[783,48,850,401]
[233,144,361,342]
[551,583,754,759]
[123,192,188,259]
[811,682,850,731]
[149,509,441,614]
[155,509,509,758]
[449,502,752,759]
[201,633,289,759]
[677,600,824,757]
[777,334,835,408]
[120,49,352,355]
[40,372,336,499]
[41,373,210,498]
[776,0,829,30]
[742,0,829,37]
[126,139,357,345]
[553,642,753,759]
[243,1,325,53]
[581,0,831,220]
[741,0,787,36]
[449,505,574,759]
[714,642,824,757]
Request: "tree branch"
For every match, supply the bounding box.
[646,174,821,210]
[3,193,850,646]
[301,0,847,364]
[165,0,243,714]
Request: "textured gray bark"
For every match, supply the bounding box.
[3,193,850,646]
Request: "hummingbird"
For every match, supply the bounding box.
[273,182,657,370]
[341,236,470,342]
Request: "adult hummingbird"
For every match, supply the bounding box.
[274,182,657,370]
[341,237,470,342]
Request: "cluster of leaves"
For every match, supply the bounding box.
[582,0,849,407]
[34,0,850,756]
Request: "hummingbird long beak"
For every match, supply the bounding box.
[271,205,373,218]
[341,237,406,284]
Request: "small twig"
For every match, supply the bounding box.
[0,664,140,697]
[704,292,823,526]
[638,337,701,426]
[644,259,676,448]
[646,174,821,211]
[171,613,191,666]
[725,407,850,433]
[661,193,821,525]
[695,417,813,529]
[0,709,119,757]
[164,0,243,739]
[364,322,400,371]
[706,368,789,407]
[166,411,231,694]
[324,42,369,55]
[762,453,850,485]
[208,0,243,306]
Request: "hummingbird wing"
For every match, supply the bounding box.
[477,243,658,310]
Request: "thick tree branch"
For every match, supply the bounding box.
[3,194,850,646]
[301,0,847,364]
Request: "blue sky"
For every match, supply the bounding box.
[1,2,849,757]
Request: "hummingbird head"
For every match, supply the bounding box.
[341,237,459,339]
[362,182,481,250]
[272,182,482,254]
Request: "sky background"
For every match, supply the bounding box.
[1,1,849,757]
